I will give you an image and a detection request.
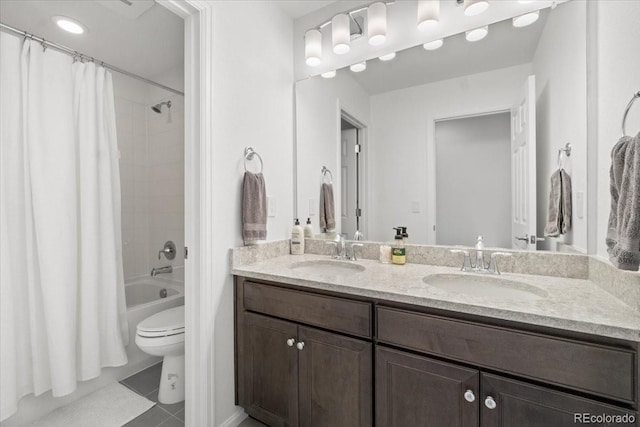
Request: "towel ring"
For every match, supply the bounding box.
[244,147,263,173]
[621,91,640,137]
[321,166,333,184]
[557,143,571,168]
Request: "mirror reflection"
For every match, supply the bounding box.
[295,0,587,252]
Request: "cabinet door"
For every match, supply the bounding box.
[298,326,372,427]
[482,373,638,427]
[241,312,299,427]
[376,347,479,427]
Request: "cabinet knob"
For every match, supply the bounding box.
[484,396,497,410]
[286,338,295,347]
[296,341,305,351]
[463,390,475,402]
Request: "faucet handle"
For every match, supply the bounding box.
[450,249,473,271]
[350,243,364,261]
[488,252,512,274]
[325,241,339,258]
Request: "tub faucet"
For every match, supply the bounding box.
[151,265,173,277]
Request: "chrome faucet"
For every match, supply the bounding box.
[151,265,173,276]
[325,238,363,261]
[450,248,512,275]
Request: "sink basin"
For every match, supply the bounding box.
[290,260,365,275]
[423,274,548,301]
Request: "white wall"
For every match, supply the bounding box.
[532,0,587,252]
[435,113,512,248]
[369,63,533,244]
[295,72,370,236]
[207,2,294,425]
[593,0,640,259]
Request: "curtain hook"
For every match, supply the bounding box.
[41,39,47,52]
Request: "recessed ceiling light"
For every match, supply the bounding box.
[321,70,337,78]
[513,11,540,27]
[379,52,396,61]
[350,61,367,73]
[466,26,488,42]
[52,16,86,34]
[423,39,444,50]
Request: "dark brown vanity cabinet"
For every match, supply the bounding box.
[235,277,638,427]
[236,278,373,427]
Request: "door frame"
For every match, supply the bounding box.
[157,1,215,425]
[337,101,369,240]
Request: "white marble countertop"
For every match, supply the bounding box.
[232,254,640,342]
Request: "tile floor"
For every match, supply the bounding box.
[120,363,184,426]
[120,362,267,427]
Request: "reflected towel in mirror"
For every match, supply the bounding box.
[319,183,336,232]
[544,169,572,237]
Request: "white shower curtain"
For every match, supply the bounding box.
[0,33,128,421]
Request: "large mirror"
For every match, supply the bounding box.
[295,0,587,252]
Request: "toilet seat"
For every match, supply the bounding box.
[137,305,185,338]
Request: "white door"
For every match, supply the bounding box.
[340,128,357,239]
[511,75,537,250]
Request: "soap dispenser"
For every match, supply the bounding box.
[391,227,406,265]
[291,218,305,255]
[303,218,314,239]
[401,226,409,243]
[475,235,485,270]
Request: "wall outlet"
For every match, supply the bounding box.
[576,191,584,219]
[267,196,276,217]
[308,198,316,216]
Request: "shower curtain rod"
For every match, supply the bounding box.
[0,22,185,96]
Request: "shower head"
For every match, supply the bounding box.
[151,100,172,114]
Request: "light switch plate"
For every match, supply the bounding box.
[411,201,420,213]
[267,196,276,217]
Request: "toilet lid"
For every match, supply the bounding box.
[137,305,184,337]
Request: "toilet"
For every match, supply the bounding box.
[135,305,185,404]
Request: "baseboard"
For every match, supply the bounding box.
[218,408,247,427]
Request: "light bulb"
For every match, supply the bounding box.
[423,39,443,50]
[321,70,336,78]
[305,29,322,67]
[332,14,351,54]
[368,2,387,46]
[513,11,540,28]
[379,52,396,61]
[466,26,488,42]
[350,61,366,72]
[417,0,440,32]
[464,0,489,17]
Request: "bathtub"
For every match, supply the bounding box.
[124,269,185,369]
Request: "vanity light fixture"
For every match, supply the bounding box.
[332,14,351,54]
[350,61,367,72]
[379,52,396,61]
[465,26,488,42]
[463,0,489,17]
[512,10,540,27]
[321,70,337,78]
[52,16,86,34]
[423,39,444,50]
[417,0,440,32]
[305,29,322,66]
[367,2,387,46]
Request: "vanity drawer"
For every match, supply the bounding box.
[243,281,372,338]
[377,307,636,403]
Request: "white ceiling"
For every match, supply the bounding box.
[275,0,336,19]
[350,9,549,95]
[0,0,183,85]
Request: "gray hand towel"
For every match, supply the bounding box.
[242,171,267,243]
[319,183,336,231]
[608,132,640,271]
[544,169,572,237]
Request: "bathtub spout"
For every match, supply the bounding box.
[151,265,173,277]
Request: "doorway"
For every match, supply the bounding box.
[435,112,511,248]
[340,113,365,240]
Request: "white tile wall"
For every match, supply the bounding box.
[116,87,184,281]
